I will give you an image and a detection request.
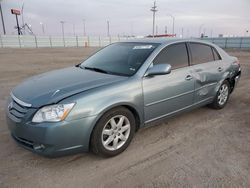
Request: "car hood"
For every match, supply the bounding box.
[12,67,127,107]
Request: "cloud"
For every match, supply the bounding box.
[0,0,249,37]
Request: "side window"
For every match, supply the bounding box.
[189,43,214,65]
[153,43,189,69]
[212,47,221,60]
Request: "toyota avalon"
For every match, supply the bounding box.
[6,38,241,157]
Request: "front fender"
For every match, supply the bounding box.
[61,78,144,126]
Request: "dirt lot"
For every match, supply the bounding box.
[0,47,249,188]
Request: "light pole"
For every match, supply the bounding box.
[150,1,157,37]
[60,21,65,47]
[40,22,45,35]
[130,22,134,36]
[82,19,86,36]
[165,26,167,34]
[15,13,21,35]
[21,3,25,34]
[167,14,175,36]
[0,0,6,35]
[198,24,204,38]
[107,20,110,37]
[72,23,75,36]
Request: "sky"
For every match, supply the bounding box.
[0,0,249,37]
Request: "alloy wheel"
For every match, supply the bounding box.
[101,115,131,151]
[218,84,229,106]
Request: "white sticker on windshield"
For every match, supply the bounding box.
[133,45,153,50]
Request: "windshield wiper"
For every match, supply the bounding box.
[83,66,109,74]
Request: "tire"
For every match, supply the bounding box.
[90,107,136,157]
[209,80,230,109]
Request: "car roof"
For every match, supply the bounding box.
[123,37,213,45]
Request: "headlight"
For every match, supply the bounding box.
[32,103,75,123]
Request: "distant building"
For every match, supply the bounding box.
[147,34,176,38]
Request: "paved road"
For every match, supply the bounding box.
[0,48,249,188]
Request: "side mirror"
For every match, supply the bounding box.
[145,64,172,77]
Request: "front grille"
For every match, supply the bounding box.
[8,98,29,123]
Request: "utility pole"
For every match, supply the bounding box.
[150,1,157,37]
[107,20,110,37]
[165,26,167,34]
[82,19,86,36]
[0,1,6,35]
[60,21,65,46]
[181,27,184,38]
[156,25,158,35]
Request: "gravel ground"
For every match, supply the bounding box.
[0,47,249,188]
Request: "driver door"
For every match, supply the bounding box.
[143,42,195,123]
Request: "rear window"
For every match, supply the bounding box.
[212,47,221,60]
[189,43,214,65]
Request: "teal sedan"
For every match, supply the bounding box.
[6,38,241,157]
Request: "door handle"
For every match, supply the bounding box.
[185,75,193,81]
[218,67,223,72]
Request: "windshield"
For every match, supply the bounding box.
[80,42,159,76]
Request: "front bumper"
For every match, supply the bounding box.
[6,112,97,157]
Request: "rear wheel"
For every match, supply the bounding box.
[91,107,136,157]
[209,80,230,109]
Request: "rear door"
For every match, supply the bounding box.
[143,42,195,123]
[188,42,223,104]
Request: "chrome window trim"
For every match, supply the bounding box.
[10,92,32,107]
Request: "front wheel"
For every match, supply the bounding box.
[90,107,136,157]
[209,80,230,109]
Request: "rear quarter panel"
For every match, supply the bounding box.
[211,45,237,95]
